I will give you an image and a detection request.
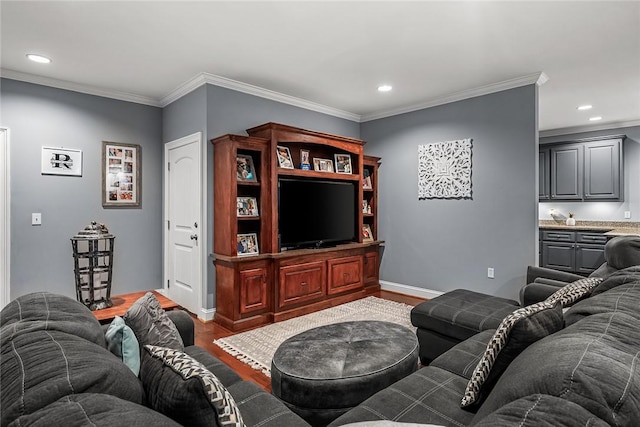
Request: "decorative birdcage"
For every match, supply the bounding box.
[71,221,115,310]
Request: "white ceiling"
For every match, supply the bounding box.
[1,1,639,133]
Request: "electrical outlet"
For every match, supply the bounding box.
[487,267,495,279]
[624,211,631,219]
[32,213,42,226]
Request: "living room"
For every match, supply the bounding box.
[2,2,640,426]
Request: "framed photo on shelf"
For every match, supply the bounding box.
[362,224,374,242]
[313,158,334,172]
[237,197,259,217]
[236,154,257,182]
[334,154,352,174]
[102,141,141,208]
[363,169,372,189]
[277,145,294,169]
[362,199,371,214]
[300,149,311,170]
[237,233,259,256]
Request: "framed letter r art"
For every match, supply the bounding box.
[102,141,141,208]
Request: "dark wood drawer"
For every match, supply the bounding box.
[327,256,363,295]
[278,261,326,308]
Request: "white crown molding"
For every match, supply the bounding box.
[0,69,162,107]
[539,119,640,138]
[361,72,549,123]
[161,72,362,122]
[379,280,444,300]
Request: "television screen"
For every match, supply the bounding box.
[279,178,356,250]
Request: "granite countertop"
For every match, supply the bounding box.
[539,220,640,236]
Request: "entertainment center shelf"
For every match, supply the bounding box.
[212,123,382,331]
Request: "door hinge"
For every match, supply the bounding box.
[167,162,170,171]
[167,220,170,230]
[167,279,170,289]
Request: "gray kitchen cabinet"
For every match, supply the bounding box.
[540,230,608,275]
[550,144,582,200]
[583,139,622,200]
[539,148,550,200]
[540,135,624,202]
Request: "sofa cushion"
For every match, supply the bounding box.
[7,393,181,427]
[460,301,563,407]
[544,277,603,307]
[565,281,640,326]
[123,292,184,351]
[472,394,609,426]
[328,366,475,427]
[227,380,310,427]
[141,345,244,427]
[430,329,495,380]
[0,292,105,346]
[0,328,144,426]
[474,312,640,425]
[105,315,140,376]
[591,266,640,296]
[410,289,519,340]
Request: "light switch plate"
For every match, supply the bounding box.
[32,213,42,226]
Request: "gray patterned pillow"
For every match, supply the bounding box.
[545,277,603,307]
[461,301,563,407]
[123,292,184,351]
[143,345,245,427]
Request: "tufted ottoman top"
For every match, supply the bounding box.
[271,320,418,426]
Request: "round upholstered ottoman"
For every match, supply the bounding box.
[271,320,419,426]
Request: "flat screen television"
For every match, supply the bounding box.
[278,178,357,250]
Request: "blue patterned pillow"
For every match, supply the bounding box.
[142,345,244,427]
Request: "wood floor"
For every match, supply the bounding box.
[193,290,425,392]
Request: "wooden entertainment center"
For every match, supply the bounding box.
[211,123,382,331]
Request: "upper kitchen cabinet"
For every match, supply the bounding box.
[540,135,624,202]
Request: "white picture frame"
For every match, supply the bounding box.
[276,145,294,169]
[334,154,352,174]
[41,147,82,176]
[237,233,259,256]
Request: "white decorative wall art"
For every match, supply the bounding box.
[41,147,83,176]
[418,138,472,199]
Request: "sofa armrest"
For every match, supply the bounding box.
[519,282,564,306]
[526,266,584,285]
[166,309,194,347]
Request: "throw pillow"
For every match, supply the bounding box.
[141,345,245,427]
[105,315,141,376]
[545,277,603,307]
[123,292,184,351]
[460,301,563,408]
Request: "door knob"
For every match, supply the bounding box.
[190,234,198,241]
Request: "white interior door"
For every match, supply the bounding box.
[164,133,202,315]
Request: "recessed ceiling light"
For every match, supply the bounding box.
[26,54,51,64]
[577,105,592,111]
[377,85,392,92]
[589,116,602,121]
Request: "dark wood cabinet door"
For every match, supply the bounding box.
[239,266,269,314]
[539,148,550,200]
[364,250,379,285]
[328,256,363,295]
[278,261,326,308]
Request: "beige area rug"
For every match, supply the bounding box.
[213,296,415,377]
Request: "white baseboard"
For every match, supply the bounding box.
[199,307,216,322]
[379,280,444,300]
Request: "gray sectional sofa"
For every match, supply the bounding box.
[0,292,308,427]
[330,266,640,426]
[3,261,640,426]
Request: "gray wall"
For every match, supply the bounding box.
[539,125,640,222]
[361,85,539,300]
[162,84,360,309]
[2,78,163,300]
